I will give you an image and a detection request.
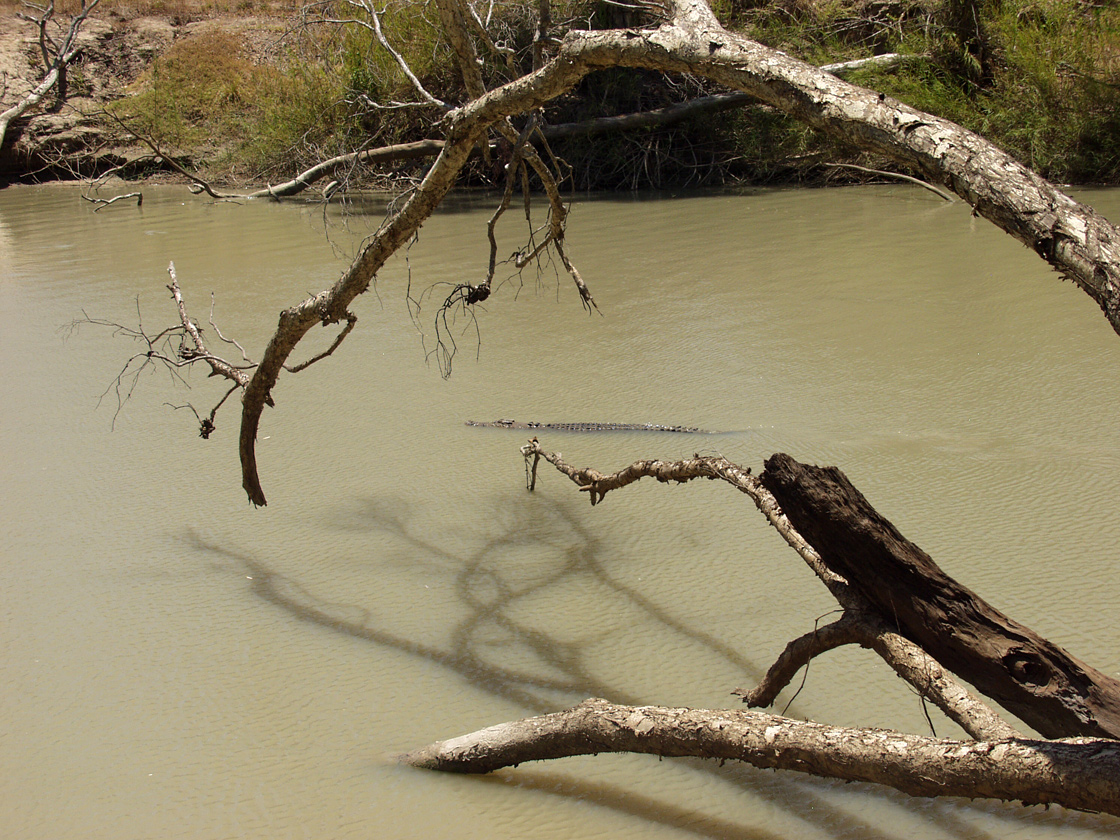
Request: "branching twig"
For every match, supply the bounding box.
[520,440,1018,741]
[302,0,448,107]
[284,311,358,373]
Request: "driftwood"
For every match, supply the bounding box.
[402,445,1120,816]
[760,453,1120,740]
[403,698,1120,817]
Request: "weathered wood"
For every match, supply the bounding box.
[402,697,1120,816]
[760,452,1120,740]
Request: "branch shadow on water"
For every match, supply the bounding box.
[187,489,1083,840]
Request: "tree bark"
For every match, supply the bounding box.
[402,698,1120,816]
[760,453,1120,740]
[231,0,1120,505]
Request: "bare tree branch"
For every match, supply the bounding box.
[401,698,1120,817]
[303,0,449,107]
[521,441,1019,741]
[166,262,254,388]
[224,0,1120,509]
[80,191,143,210]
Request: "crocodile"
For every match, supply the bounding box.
[465,419,714,433]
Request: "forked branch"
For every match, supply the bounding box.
[520,440,1017,741]
[1,0,102,148]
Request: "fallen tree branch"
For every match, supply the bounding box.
[81,191,143,210]
[401,698,1120,817]
[245,140,448,198]
[521,441,1019,741]
[231,0,1120,506]
[760,453,1120,740]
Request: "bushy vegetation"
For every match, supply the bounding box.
[738,0,1120,184]
[101,0,1120,186]
[111,29,353,180]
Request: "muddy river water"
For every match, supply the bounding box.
[4,183,1120,839]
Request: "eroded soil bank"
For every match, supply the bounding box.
[0,5,289,184]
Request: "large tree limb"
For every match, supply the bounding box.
[760,453,1120,740]
[403,443,1118,812]
[401,698,1120,817]
[521,442,1120,741]
[235,0,1120,505]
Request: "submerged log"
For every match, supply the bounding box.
[760,453,1120,740]
[402,698,1120,816]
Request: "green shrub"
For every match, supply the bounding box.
[113,29,353,180]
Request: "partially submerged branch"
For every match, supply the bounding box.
[402,698,1120,817]
[81,191,143,211]
[522,441,1019,741]
[402,442,1120,813]
[760,453,1120,740]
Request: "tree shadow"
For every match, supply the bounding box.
[187,489,1108,840]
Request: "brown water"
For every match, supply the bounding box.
[4,183,1120,839]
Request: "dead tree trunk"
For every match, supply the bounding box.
[760,453,1120,740]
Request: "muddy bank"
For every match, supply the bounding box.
[0,9,284,184]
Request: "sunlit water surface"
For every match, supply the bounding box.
[4,183,1120,839]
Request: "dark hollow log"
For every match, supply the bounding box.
[760,453,1120,740]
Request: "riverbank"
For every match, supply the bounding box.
[1,0,1117,188]
[0,0,297,185]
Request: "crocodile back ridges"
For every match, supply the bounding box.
[465,420,713,433]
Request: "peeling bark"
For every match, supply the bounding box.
[761,453,1120,740]
[402,698,1120,817]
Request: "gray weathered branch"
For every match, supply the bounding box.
[0,0,102,149]
[401,698,1120,817]
[521,441,1019,741]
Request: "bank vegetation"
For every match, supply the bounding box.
[1,0,1118,186]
